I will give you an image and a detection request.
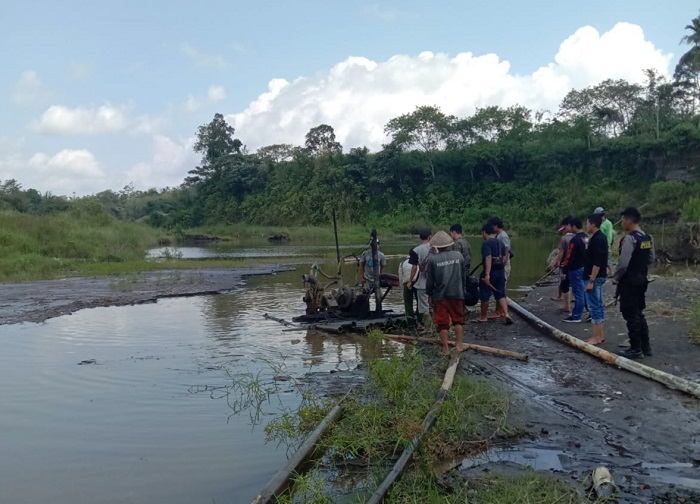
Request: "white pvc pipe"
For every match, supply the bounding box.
[508,299,700,400]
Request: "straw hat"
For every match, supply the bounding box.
[430,230,454,249]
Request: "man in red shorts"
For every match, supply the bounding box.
[426,230,466,356]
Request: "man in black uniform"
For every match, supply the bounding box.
[614,207,655,359]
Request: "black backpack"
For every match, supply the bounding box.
[464,263,482,307]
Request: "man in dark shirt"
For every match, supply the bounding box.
[561,218,587,323]
[426,231,466,355]
[475,223,513,325]
[584,213,608,345]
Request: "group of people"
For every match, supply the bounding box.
[555,207,655,359]
[394,218,514,355]
[360,206,655,359]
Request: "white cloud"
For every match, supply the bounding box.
[226,22,672,151]
[28,149,104,177]
[180,42,226,69]
[124,135,197,189]
[33,104,129,135]
[12,70,51,107]
[183,85,227,112]
[25,149,107,194]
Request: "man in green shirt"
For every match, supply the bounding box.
[594,207,614,272]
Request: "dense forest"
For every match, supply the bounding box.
[3,14,700,235]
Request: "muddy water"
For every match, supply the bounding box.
[0,237,556,504]
[0,269,404,504]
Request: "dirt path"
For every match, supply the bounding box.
[456,276,700,503]
[0,265,291,325]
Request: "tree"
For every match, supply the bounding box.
[557,80,642,137]
[675,12,700,120]
[256,143,295,163]
[305,124,342,156]
[631,69,678,139]
[468,105,532,142]
[384,105,453,178]
[679,11,700,68]
[187,113,243,184]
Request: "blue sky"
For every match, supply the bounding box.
[1,1,698,195]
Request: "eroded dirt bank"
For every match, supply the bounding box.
[0,265,292,325]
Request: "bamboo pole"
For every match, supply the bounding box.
[249,402,345,504]
[508,299,700,399]
[383,334,528,362]
[365,352,461,504]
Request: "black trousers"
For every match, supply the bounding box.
[619,281,650,352]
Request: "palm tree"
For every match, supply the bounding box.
[676,13,700,120]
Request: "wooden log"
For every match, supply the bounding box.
[365,352,460,504]
[383,334,529,362]
[508,299,700,399]
[249,402,345,504]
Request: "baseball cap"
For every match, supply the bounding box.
[558,216,572,232]
[593,207,605,215]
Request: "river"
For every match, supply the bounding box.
[0,236,556,503]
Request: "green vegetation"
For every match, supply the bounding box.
[261,346,597,503]
[0,204,162,281]
[266,347,534,503]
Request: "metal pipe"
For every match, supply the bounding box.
[508,299,700,399]
[249,402,345,504]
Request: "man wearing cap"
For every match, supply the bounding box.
[426,230,466,356]
[614,207,655,359]
[594,207,614,273]
[407,228,433,330]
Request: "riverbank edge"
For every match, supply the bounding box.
[0,264,295,326]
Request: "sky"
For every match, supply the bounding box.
[1,1,698,196]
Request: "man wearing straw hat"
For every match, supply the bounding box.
[426,230,466,356]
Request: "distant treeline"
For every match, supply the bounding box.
[3,67,700,235]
